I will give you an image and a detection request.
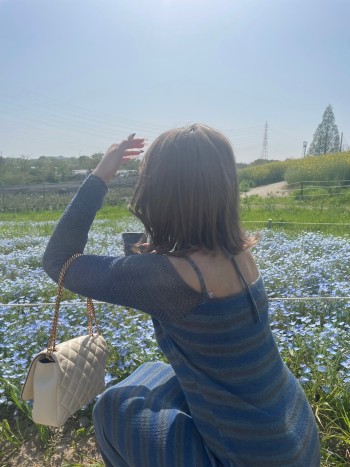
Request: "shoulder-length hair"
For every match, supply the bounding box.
[130,124,255,256]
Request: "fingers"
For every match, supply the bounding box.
[126,138,146,146]
[123,149,144,159]
[119,138,146,151]
[106,139,144,154]
[105,136,146,159]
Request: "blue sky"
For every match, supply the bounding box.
[0,0,349,162]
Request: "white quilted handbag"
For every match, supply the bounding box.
[21,254,108,427]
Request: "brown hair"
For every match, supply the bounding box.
[130,124,255,256]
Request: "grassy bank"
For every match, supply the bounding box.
[1,196,348,238]
[240,197,349,237]
[238,151,350,188]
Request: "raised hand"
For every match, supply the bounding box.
[92,135,145,183]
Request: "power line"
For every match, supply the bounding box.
[0,81,167,132]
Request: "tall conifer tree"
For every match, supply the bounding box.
[308,105,340,155]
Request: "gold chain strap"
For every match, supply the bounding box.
[46,253,101,357]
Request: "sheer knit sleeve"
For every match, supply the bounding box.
[42,175,202,321]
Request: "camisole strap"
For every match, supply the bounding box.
[183,256,211,302]
[229,255,261,324]
[229,255,250,289]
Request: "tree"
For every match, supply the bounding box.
[308,105,340,155]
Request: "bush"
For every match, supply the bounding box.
[239,179,255,192]
[238,152,350,189]
[238,161,288,187]
[284,152,350,185]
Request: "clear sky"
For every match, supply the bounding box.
[0,0,349,163]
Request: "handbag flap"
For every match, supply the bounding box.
[21,351,49,400]
[22,334,108,401]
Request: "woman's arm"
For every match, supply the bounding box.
[42,136,145,281]
[42,178,199,319]
[42,136,201,320]
[42,174,108,282]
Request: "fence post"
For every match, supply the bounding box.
[300,181,304,199]
[0,181,4,211]
[268,219,272,229]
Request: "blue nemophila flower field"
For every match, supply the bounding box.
[1,223,350,413]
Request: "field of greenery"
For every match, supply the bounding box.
[1,151,350,215]
[0,202,350,466]
[0,182,135,213]
[238,151,350,190]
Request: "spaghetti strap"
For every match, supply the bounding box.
[229,256,250,289]
[228,254,261,324]
[183,254,260,322]
[183,256,212,301]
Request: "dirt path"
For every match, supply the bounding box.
[242,181,291,197]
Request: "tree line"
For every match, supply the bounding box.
[0,153,140,186]
[0,105,344,186]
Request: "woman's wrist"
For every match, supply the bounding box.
[89,173,108,188]
[92,167,113,184]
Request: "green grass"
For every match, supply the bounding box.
[242,207,339,223]
[0,205,131,238]
[0,204,130,223]
[241,195,349,237]
[1,194,348,239]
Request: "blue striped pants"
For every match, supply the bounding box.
[93,362,216,467]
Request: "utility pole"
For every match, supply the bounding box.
[261,122,268,160]
[339,132,343,152]
[302,141,308,158]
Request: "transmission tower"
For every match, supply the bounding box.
[261,121,268,160]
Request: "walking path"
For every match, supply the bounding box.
[242,181,291,197]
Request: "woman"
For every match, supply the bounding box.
[43,124,320,466]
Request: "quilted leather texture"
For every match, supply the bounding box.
[22,334,108,427]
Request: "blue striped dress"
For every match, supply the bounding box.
[93,270,320,466]
[43,175,320,467]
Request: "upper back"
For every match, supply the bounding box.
[167,249,260,301]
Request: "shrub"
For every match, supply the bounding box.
[238,161,288,187]
[284,152,350,185]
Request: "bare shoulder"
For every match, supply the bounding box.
[167,249,260,298]
[235,249,260,281]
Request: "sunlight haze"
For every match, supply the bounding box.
[0,0,349,162]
